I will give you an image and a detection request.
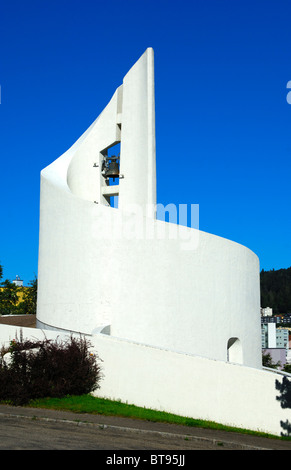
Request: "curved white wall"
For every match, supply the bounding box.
[37,48,261,369]
[110,218,261,368]
[37,179,261,368]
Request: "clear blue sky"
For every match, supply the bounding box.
[1,0,291,284]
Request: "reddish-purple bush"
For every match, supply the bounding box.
[0,334,102,405]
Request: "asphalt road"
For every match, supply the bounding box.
[0,414,230,451]
[0,404,291,452]
[1,317,290,454]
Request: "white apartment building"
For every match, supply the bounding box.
[262,323,289,350]
[261,307,273,317]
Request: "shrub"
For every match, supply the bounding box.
[0,333,102,405]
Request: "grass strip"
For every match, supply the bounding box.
[26,394,285,440]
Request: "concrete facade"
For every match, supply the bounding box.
[36,48,262,369]
[1,48,289,436]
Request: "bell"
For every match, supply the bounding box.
[105,161,119,179]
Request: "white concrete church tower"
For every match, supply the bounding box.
[37,48,262,370]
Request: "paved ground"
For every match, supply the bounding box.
[0,404,290,451]
[0,314,36,328]
[1,316,291,451]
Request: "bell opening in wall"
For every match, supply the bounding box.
[101,142,121,186]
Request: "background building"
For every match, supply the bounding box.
[12,275,23,287]
[261,306,273,316]
[262,322,290,369]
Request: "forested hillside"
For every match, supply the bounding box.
[260,267,291,314]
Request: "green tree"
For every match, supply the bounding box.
[0,279,19,315]
[262,351,281,369]
[17,276,37,315]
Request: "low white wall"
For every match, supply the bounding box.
[0,324,290,437]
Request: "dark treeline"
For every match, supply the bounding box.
[261,267,291,314]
